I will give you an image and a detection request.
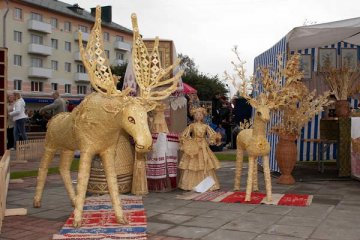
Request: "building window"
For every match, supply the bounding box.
[64,21,72,32]
[65,84,71,94]
[14,31,22,43]
[14,80,22,91]
[78,25,88,33]
[31,34,43,44]
[77,85,87,95]
[51,83,58,91]
[65,62,71,72]
[65,41,71,52]
[103,32,110,41]
[14,55,22,66]
[14,8,23,20]
[31,57,43,68]
[30,12,42,21]
[50,17,58,29]
[104,50,110,59]
[77,64,86,73]
[51,38,58,49]
[116,35,124,42]
[31,81,44,92]
[116,51,124,60]
[51,60,58,71]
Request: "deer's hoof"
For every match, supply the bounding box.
[73,219,82,228]
[33,198,41,208]
[73,210,82,228]
[116,214,129,225]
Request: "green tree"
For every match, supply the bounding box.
[178,53,198,74]
[179,54,227,101]
[111,63,128,90]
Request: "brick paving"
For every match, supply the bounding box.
[2,151,360,239]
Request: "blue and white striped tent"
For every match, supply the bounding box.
[254,17,360,172]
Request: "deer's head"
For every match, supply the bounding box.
[120,99,154,152]
[78,7,182,153]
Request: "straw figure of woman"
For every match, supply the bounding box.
[178,107,222,191]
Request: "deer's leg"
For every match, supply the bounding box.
[263,155,272,202]
[34,147,56,208]
[234,147,244,191]
[252,158,259,191]
[59,150,76,206]
[101,148,128,224]
[245,156,255,202]
[73,151,94,228]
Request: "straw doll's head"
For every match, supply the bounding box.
[190,107,207,122]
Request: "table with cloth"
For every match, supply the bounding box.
[146,133,179,191]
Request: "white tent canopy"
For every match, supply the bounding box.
[286,16,360,50]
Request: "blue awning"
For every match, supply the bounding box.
[23,98,82,105]
[24,98,53,104]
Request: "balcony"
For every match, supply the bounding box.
[74,31,89,42]
[28,67,52,78]
[28,44,52,56]
[114,59,125,66]
[114,41,131,51]
[74,73,89,82]
[74,51,82,61]
[28,20,52,34]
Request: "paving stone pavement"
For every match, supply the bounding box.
[1,154,360,239]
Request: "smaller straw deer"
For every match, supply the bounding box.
[225,49,292,202]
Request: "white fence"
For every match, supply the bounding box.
[15,139,45,162]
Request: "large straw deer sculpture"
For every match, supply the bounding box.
[33,7,182,228]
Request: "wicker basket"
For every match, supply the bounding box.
[87,133,135,194]
[87,158,132,194]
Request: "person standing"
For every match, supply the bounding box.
[6,93,15,149]
[9,92,28,147]
[40,91,67,116]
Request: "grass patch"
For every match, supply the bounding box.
[215,153,248,162]
[10,158,80,179]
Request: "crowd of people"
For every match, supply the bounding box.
[6,91,68,150]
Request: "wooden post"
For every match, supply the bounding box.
[0,150,10,232]
[0,150,27,233]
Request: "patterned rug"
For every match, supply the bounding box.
[53,195,147,240]
[177,191,313,206]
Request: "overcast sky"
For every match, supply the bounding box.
[63,0,360,82]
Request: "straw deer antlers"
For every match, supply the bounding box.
[131,14,183,103]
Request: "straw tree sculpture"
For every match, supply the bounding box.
[225,47,297,202]
[270,54,331,184]
[33,7,182,228]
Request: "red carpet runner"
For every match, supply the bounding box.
[53,195,147,239]
[178,191,312,206]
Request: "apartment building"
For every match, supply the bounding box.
[0,0,132,109]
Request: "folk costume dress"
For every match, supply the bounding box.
[178,122,221,191]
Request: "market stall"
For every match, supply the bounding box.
[254,17,360,174]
